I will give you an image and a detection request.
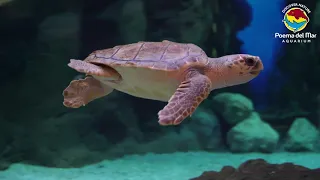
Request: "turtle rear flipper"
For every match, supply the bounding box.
[68,59,121,80]
[63,76,113,108]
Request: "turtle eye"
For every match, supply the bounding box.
[245,57,255,66]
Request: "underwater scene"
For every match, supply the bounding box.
[1,0,320,179]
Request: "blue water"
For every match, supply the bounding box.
[237,0,286,108]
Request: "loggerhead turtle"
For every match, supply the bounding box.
[62,40,263,125]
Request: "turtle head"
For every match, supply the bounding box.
[207,54,263,88]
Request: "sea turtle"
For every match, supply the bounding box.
[62,40,263,125]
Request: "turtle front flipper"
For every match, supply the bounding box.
[158,72,212,125]
[63,76,113,108]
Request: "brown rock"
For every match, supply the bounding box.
[190,159,320,180]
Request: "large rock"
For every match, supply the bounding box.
[187,107,222,150]
[227,112,279,153]
[107,127,201,156]
[191,159,320,180]
[212,93,254,125]
[144,127,201,153]
[284,117,319,152]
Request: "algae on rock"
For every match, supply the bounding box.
[212,93,254,125]
[227,112,279,153]
[284,117,319,152]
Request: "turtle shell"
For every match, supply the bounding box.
[82,40,209,101]
[84,40,208,71]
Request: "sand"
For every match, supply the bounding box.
[0,152,319,180]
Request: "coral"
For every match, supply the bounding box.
[227,112,279,153]
[284,117,319,152]
[190,159,320,180]
[212,93,254,125]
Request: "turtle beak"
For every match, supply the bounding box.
[250,71,260,75]
[250,57,263,75]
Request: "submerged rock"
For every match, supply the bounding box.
[212,93,254,125]
[187,107,222,150]
[190,158,320,180]
[227,112,279,153]
[284,117,319,152]
[107,128,201,156]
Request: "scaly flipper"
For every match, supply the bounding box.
[63,76,113,108]
[68,59,121,80]
[158,72,212,125]
[63,59,121,108]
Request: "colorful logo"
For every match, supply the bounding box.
[283,7,309,33]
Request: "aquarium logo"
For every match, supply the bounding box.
[284,6,309,33]
[274,3,317,43]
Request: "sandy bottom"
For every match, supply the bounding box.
[0,152,319,180]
